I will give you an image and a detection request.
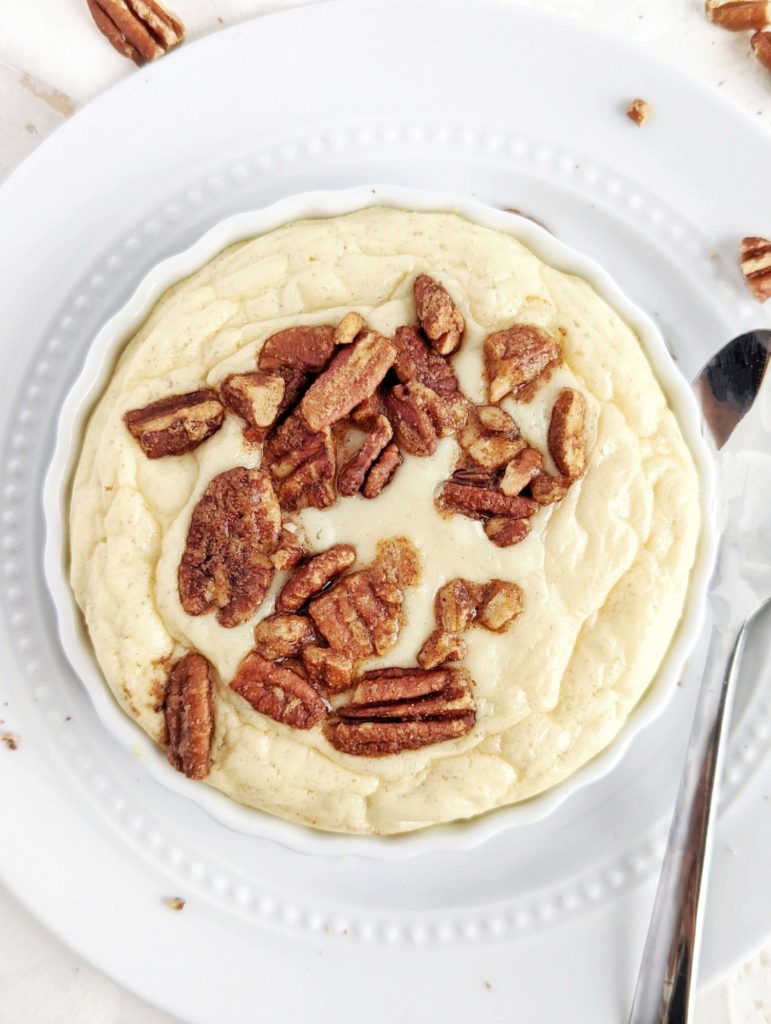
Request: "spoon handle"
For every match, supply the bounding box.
[628,616,747,1023]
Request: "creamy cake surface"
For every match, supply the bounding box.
[69,208,700,834]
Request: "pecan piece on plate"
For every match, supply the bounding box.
[413,275,465,356]
[391,325,468,427]
[301,329,396,430]
[276,544,357,613]
[221,371,285,443]
[484,517,531,547]
[302,645,355,693]
[484,324,561,403]
[530,473,573,506]
[263,411,336,511]
[258,325,337,373]
[87,0,184,66]
[753,30,771,72]
[334,312,367,345]
[458,405,527,469]
[270,522,306,571]
[324,666,476,756]
[230,652,326,729]
[338,414,393,496]
[437,480,537,521]
[500,447,544,495]
[418,629,467,670]
[706,0,771,29]
[548,388,587,480]
[362,442,403,498]
[178,467,281,627]
[164,651,214,780]
[740,236,771,302]
[626,98,651,126]
[253,613,316,661]
[477,580,524,632]
[124,388,224,458]
[435,578,482,632]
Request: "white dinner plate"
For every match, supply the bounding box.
[1,3,770,1021]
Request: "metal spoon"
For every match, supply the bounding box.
[629,329,771,1023]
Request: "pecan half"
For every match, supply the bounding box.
[477,580,524,632]
[530,473,572,506]
[451,464,500,488]
[435,578,481,632]
[459,405,527,469]
[302,645,355,693]
[418,630,467,669]
[338,414,393,496]
[258,325,337,373]
[626,99,651,126]
[276,544,357,613]
[324,667,475,756]
[413,275,465,355]
[392,325,467,425]
[384,382,440,456]
[164,652,214,780]
[263,411,336,511]
[178,467,281,627]
[740,236,771,302]
[270,523,306,571]
[362,442,403,498]
[438,480,537,520]
[753,29,771,72]
[124,389,224,458]
[87,0,184,66]
[500,447,544,495]
[231,652,326,729]
[484,517,531,547]
[221,371,284,443]
[706,0,771,29]
[309,565,403,660]
[548,389,587,480]
[253,613,316,661]
[334,312,366,345]
[301,329,396,430]
[484,324,561,403]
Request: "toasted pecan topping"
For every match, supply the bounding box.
[384,382,440,457]
[263,411,336,511]
[530,474,572,506]
[435,579,481,633]
[324,666,475,756]
[124,389,224,458]
[484,324,561,403]
[258,325,337,373]
[270,523,306,571]
[458,405,527,469]
[276,544,357,613]
[301,329,396,430]
[392,325,465,404]
[418,629,467,669]
[178,468,280,627]
[349,391,384,429]
[87,0,184,66]
[334,312,367,345]
[740,236,771,302]
[450,464,500,488]
[338,415,393,496]
[221,371,284,443]
[438,480,537,521]
[483,517,531,547]
[164,651,214,780]
[706,0,771,29]
[500,447,544,495]
[548,388,587,481]
[414,275,465,355]
[626,99,651,126]
[302,645,355,693]
[230,652,327,729]
[362,442,403,498]
[477,580,524,632]
[253,613,316,661]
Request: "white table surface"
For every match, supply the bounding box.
[0,1,769,1021]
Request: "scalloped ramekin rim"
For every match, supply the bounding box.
[43,185,717,861]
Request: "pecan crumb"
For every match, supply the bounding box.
[221,371,284,443]
[164,896,186,911]
[626,98,651,126]
[740,236,771,302]
[253,613,316,661]
[500,448,544,495]
[530,474,572,506]
[87,0,184,66]
[477,581,524,632]
[335,312,367,345]
[435,579,481,632]
[1,733,19,751]
[124,389,224,458]
[164,652,214,780]
[276,544,356,612]
[418,630,467,669]
[270,523,306,571]
[414,275,465,355]
[484,517,530,547]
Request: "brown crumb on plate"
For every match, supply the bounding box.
[163,896,186,911]
[626,98,651,126]
[1,733,19,751]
